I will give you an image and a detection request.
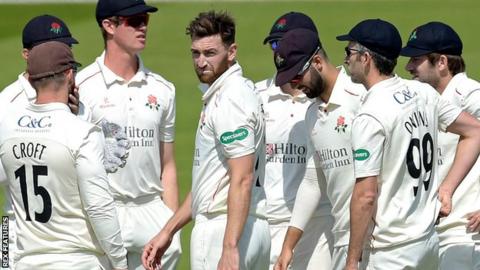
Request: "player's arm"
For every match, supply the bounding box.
[346,176,377,270]
[76,127,127,269]
[218,153,255,270]
[160,141,179,211]
[142,192,192,270]
[275,165,324,270]
[439,111,480,216]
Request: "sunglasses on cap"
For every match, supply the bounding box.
[290,46,320,84]
[344,46,364,57]
[269,40,280,51]
[118,14,150,28]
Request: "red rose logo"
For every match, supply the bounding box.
[50,22,62,34]
[145,94,160,111]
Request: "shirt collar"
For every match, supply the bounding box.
[199,62,243,102]
[443,72,467,96]
[360,75,400,104]
[18,72,37,101]
[265,78,309,102]
[26,102,71,113]
[95,51,148,87]
[317,66,358,111]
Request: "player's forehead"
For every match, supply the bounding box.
[190,34,226,52]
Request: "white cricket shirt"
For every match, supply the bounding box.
[77,52,176,200]
[352,76,461,248]
[0,103,127,268]
[191,63,266,218]
[256,77,318,222]
[289,67,365,247]
[436,72,480,245]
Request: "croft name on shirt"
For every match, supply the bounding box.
[404,110,428,134]
[12,142,47,160]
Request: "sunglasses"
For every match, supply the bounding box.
[290,46,320,84]
[118,14,150,28]
[344,46,363,57]
[269,40,280,51]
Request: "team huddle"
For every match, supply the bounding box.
[0,0,479,270]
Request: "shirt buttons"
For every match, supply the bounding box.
[290,114,294,117]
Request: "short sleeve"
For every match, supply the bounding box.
[159,88,176,142]
[214,91,258,159]
[462,89,480,118]
[352,114,385,178]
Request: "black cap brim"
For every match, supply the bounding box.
[336,34,354,41]
[399,46,432,57]
[116,5,158,17]
[263,33,283,44]
[275,56,309,86]
[30,36,79,49]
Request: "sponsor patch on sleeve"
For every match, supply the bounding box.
[354,149,370,161]
[220,128,249,144]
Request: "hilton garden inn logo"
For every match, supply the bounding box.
[220,128,249,144]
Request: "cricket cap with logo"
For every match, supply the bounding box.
[263,12,318,44]
[336,18,402,60]
[400,21,463,57]
[22,15,78,49]
[96,0,158,26]
[274,28,321,86]
[27,41,81,80]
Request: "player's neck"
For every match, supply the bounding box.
[365,73,392,90]
[35,88,68,105]
[436,73,454,94]
[319,64,340,103]
[280,84,303,97]
[104,45,139,82]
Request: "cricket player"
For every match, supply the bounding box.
[142,10,270,270]
[337,19,480,270]
[0,15,79,269]
[401,21,480,270]
[272,29,365,270]
[76,0,181,269]
[0,41,127,270]
[258,12,334,270]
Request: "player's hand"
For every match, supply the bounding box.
[344,262,359,270]
[438,186,453,217]
[142,230,173,270]
[217,246,240,270]
[101,120,131,173]
[273,247,293,270]
[467,210,480,233]
[68,86,80,115]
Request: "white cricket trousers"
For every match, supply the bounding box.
[191,213,270,270]
[116,195,182,270]
[15,252,109,270]
[439,242,480,270]
[360,229,439,270]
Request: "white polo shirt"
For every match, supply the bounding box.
[191,63,266,218]
[77,52,176,200]
[436,72,480,246]
[256,77,319,222]
[352,76,461,248]
[289,67,365,247]
[0,102,127,269]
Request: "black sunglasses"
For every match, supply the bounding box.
[344,46,363,57]
[119,14,150,28]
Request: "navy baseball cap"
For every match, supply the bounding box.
[337,19,402,60]
[96,0,158,26]
[274,29,321,86]
[263,12,318,44]
[22,15,78,49]
[400,22,463,57]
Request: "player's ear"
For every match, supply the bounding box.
[227,43,237,63]
[437,55,449,72]
[102,18,117,36]
[312,54,323,73]
[21,48,30,61]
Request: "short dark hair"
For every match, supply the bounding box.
[427,53,465,75]
[186,10,235,46]
[359,44,396,76]
[30,73,67,92]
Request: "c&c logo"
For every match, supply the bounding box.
[17,115,52,128]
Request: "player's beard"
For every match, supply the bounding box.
[304,69,326,99]
[195,58,230,85]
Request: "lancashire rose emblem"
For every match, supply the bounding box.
[145,94,160,111]
[275,18,287,29]
[334,116,348,133]
[50,22,62,34]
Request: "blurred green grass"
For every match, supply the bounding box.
[0,1,479,269]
